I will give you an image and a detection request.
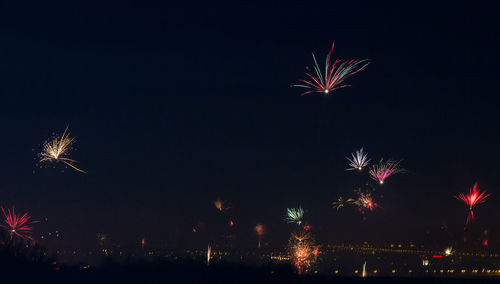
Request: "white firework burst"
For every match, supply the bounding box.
[346,147,370,171]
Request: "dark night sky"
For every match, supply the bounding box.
[0,2,499,251]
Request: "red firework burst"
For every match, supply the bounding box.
[357,192,377,211]
[292,42,370,96]
[454,183,491,225]
[369,160,401,184]
[354,189,379,214]
[0,207,38,240]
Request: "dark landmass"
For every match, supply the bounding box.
[2,258,498,284]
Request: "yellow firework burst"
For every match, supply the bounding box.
[40,127,86,173]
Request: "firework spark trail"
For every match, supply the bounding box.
[285,207,304,225]
[368,159,401,184]
[0,207,39,240]
[346,148,370,170]
[454,183,491,225]
[40,127,85,173]
[207,244,211,266]
[292,42,370,96]
[331,197,356,210]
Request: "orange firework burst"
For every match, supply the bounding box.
[39,127,86,173]
[288,229,318,275]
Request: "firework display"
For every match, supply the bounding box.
[346,148,370,171]
[292,42,369,96]
[1,37,497,280]
[0,207,39,240]
[285,207,304,225]
[39,127,86,173]
[455,183,491,225]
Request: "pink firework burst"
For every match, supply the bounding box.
[0,207,39,240]
[454,183,491,225]
[292,42,370,96]
[369,159,401,184]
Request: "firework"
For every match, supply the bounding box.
[312,247,319,257]
[346,148,370,171]
[293,244,311,274]
[368,159,401,184]
[0,207,39,240]
[454,183,491,225]
[255,223,265,248]
[292,42,369,96]
[444,247,453,256]
[285,207,304,225]
[292,231,311,242]
[214,198,231,212]
[331,196,356,210]
[207,244,211,266]
[288,229,318,275]
[39,127,86,173]
[354,190,379,213]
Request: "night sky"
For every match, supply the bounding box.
[1,2,499,251]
